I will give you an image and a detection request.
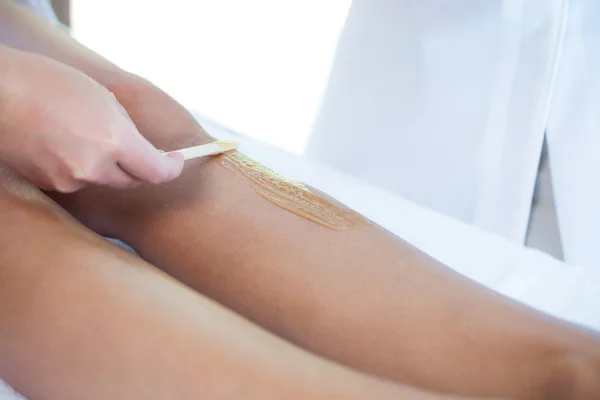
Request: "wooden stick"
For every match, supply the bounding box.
[164,140,239,160]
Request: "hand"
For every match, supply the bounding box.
[0,46,184,192]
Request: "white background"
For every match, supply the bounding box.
[71,0,351,154]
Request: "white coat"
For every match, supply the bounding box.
[307,0,599,267]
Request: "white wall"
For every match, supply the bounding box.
[71,0,351,154]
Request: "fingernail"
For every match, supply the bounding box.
[164,151,184,180]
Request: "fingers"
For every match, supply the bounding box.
[105,90,184,185]
[50,166,139,193]
[51,132,182,192]
[116,132,185,185]
[100,165,142,189]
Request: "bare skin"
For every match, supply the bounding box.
[3,2,600,399]
[53,75,600,400]
[0,166,456,400]
[0,46,183,192]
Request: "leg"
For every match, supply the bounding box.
[54,78,600,400]
[6,7,596,398]
[0,167,446,400]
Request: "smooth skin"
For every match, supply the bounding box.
[0,3,486,400]
[59,77,600,400]
[2,1,600,399]
[0,166,452,400]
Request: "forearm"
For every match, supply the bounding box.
[0,0,123,85]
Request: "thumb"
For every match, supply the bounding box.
[161,151,185,181]
[110,95,184,183]
[118,135,184,184]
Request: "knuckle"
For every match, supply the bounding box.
[103,135,124,157]
[70,167,90,182]
[67,160,103,184]
[64,160,90,182]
